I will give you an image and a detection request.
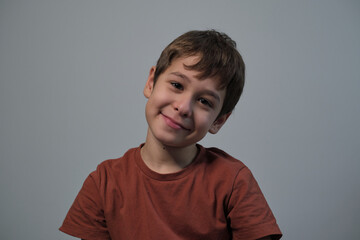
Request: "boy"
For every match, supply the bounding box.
[60,30,282,240]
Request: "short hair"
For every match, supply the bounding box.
[154,30,245,118]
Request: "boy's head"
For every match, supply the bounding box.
[153,30,245,118]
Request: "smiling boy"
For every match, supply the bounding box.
[60,30,282,240]
[141,55,229,173]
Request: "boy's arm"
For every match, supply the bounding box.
[60,171,110,240]
[227,167,282,240]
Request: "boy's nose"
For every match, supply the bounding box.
[174,96,193,118]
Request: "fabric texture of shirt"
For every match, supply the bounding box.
[60,144,282,240]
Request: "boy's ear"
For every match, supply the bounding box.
[208,112,232,134]
[144,66,156,98]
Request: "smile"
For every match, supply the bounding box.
[161,113,190,131]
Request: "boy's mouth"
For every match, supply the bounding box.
[160,113,191,131]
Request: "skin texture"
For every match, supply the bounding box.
[141,56,230,173]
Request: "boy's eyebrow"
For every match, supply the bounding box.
[170,72,191,82]
[170,71,221,103]
[203,90,221,103]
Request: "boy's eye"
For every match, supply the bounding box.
[198,98,212,107]
[171,82,183,90]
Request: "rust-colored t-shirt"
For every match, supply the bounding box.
[60,145,282,240]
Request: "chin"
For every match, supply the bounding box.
[154,135,192,148]
[159,139,191,148]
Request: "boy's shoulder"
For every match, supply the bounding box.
[199,144,249,176]
[202,145,246,168]
[89,145,140,179]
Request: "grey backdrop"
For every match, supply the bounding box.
[1,0,359,239]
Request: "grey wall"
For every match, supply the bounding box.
[1,0,359,239]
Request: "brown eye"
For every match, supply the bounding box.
[171,82,183,90]
[198,98,212,107]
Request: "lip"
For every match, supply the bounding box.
[161,113,190,131]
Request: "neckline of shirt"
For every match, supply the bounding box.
[134,143,205,181]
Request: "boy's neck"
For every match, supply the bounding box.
[140,132,198,174]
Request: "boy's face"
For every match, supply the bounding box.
[143,56,230,148]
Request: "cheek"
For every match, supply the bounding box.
[147,90,172,111]
[195,113,216,130]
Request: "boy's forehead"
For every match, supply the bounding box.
[175,55,201,66]
[168,55,225,90]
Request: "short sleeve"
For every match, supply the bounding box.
[227,167,282,240]
[59,171,111,240]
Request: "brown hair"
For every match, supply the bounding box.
[154,30,245,118]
